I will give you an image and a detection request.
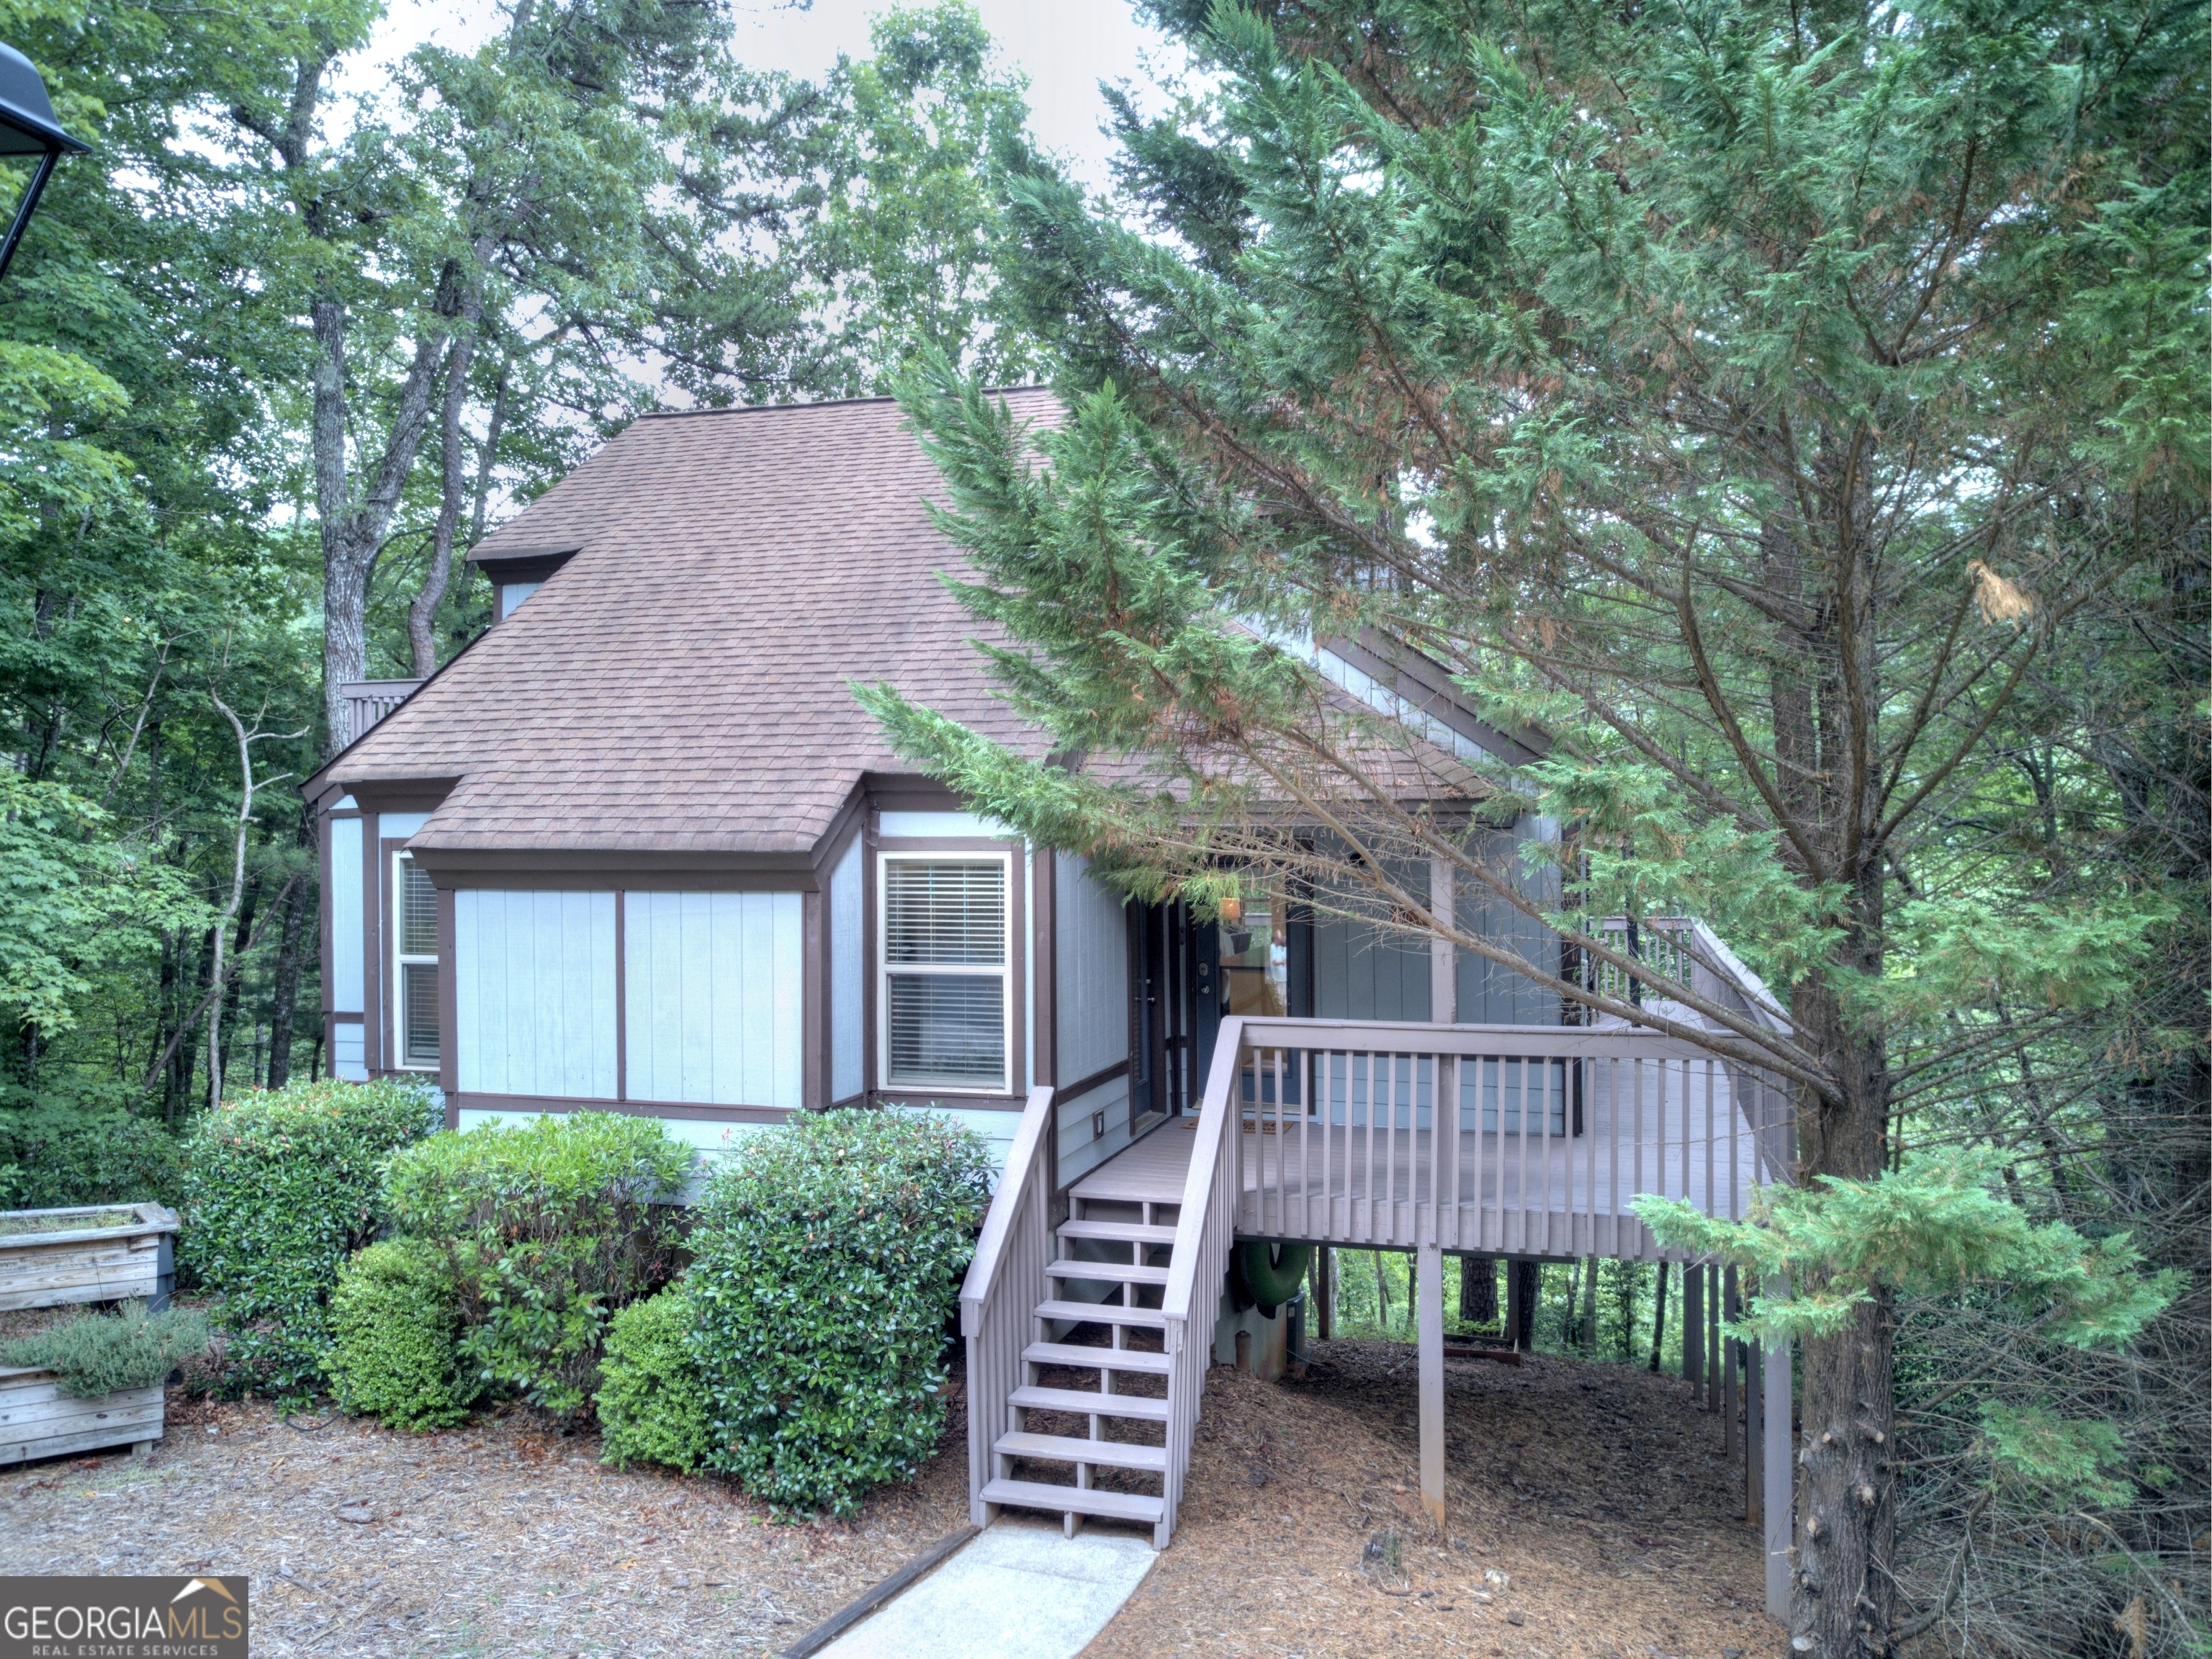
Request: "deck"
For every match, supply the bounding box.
[1072,1043,1779,1260]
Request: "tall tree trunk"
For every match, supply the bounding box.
[1649,1261,1669,1372]
[264,855,310,1092]
[1461,1254,1497,1326]
[408,278,484,677]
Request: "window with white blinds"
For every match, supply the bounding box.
[394,853,440,1070]
[880,855,1010,1092]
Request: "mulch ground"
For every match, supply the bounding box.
[1080,1337,1774,1659]
[0,1320,1774,1659]
[0,1385,969,1658]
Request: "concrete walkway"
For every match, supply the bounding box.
[815,1518,1156,1659]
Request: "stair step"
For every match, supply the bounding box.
[1058,1219,1178,1246]
[1036,1299,1167,1328]
[1025,1341,1172,1375]
[996,1431,1168,1473]
[1010,1385,1169,1422]
[1048,1260,1169,1286]
[981,1478,1164,1527]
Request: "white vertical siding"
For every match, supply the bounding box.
[1054,854,1129,1082]
[830,837,863,1102]
[377,811,431,840]
[329,817,364,1013]
[624,891,803,1109]
[453,891,618,1099]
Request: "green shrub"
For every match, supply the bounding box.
[385,1112,693,1417]
[324,1239,477,1431]
[0,1105,184,1210]
[597,1282,713,1473]
[688,1109,993,1517]
[1,1305,211,1398]
[180,1078,436,1399]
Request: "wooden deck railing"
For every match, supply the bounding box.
[1226,1016,1795,1258]
[958,1084,1056,1528]
[338,678,424,747]
[1592,915,1791,1035]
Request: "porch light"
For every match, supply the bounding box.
[0,45,86,282]
[1218,893,1243,925]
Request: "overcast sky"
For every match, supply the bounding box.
[344,0,1181,194]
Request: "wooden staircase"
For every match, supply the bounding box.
[976,1199,1177,1537]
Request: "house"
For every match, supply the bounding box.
[304,391,1795,1612]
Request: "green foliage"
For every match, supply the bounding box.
[179,1078,436,1399]
[1978,1403,2136,1511]
[596,1282,713,1475]
[1635,1153,2182,1349]
[1,1304,211,1398]
[383,1112,692,1419]
[688,1109,993,1517]
[323,1238,477,1432]
[0,1105,183,1209]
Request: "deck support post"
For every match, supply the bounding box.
[1763,1276,1793,1624]
[1682,1263,1702,1391]
[1416,1241,1445,1530]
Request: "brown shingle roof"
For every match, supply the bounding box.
[328,391,1063,855]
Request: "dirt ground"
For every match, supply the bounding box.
[0,1331,1773,1659]
[1083,1337,1773,1659]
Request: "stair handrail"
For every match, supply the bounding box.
[1160,1016,1246,1332]
[959,1083,1056,1338]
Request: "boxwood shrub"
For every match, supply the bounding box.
[181,1078,436,1398]
[324,1239,478,1431]
[597,1282,713,1474]
[688,1109,993,1517]
[384,1111,692,1417]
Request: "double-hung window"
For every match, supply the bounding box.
[879,855,1010,1092]
[393,853,440,1070]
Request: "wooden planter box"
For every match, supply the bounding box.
[0,1366,164,1465]
[0,1204,179,1313]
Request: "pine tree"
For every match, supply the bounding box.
[862,4,2206,1652]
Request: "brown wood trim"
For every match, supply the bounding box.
[453,1092,793,1125]
[613,891,627,1103]
[365,835,387,1074]
[436,884,457,1097]
[1056,1059,1130,1107]
[809,781,868,882]
[802,889,824,1111]
[469,548,577,583]
[860,773,967,814]
[409,848,817,886]
[349,781,457,815]
[860,811,878,1096]
[875,835,1021,853]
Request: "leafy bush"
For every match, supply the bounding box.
[180,1078,436,1398]
[0,1105,184,1210]
[597,1282,713,1473]
[688,1109,993,1516]
[1,1305,211,1398]
[324,1239,478,1432]
[385,1112,693,1417]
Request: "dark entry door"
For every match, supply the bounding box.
[1130,901,1217,1118]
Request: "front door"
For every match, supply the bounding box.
[1129,900,1216,1120]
